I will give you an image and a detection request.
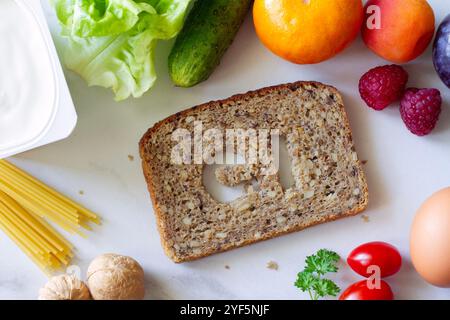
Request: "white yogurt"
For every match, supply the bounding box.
[0,0,56,150]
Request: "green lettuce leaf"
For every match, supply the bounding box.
[52,0,191,101]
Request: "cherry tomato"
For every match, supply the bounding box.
[347,241,402,278]
[339,280,394,300]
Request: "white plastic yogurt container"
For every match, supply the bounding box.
[0,0,76,159]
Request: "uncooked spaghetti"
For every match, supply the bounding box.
[0,159,99,273]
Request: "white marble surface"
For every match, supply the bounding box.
[1,0,449,300]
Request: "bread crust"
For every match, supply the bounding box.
[140,81,369,263]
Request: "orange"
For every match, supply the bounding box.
[253,0,364,64]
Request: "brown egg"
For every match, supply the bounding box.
[410,187,450,288]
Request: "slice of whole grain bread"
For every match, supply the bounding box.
[140,81,368,263]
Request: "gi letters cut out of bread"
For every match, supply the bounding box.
[140,81,368,262]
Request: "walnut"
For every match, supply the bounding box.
[87,254,145,300]
[38,275,91,300]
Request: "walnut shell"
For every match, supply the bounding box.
[38,274,91,300]
[87,253,145,300]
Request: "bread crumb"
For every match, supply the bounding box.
[362,160,368,165]
[266,261,279,271]
[225,265,230,270]
[361,215,370,223]
[128,155,135,161]
[79,190,84,195]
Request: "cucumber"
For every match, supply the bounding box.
[168,0,252,87]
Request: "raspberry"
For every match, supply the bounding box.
[359,65,409,110]
[400,88,442,136]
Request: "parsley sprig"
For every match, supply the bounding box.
[294,249,341,300]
